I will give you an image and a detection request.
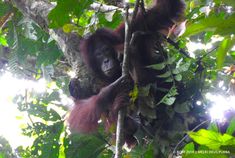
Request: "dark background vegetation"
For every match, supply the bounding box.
[0,0,235,157]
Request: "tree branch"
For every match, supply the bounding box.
[90,2,122,12]
[114,4,129,158]
[10,0,106,94]
[115,0,141,157]
[114,1,131,157]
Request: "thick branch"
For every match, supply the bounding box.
[11,0,106,93]
[11,0,124,70]
[11,0,82,68]
[90,3,122,12]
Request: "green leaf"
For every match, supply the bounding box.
[157,71,171,78]
[139,99,156,119]
[48,0,72,28]
[168,86,178,96]
[48,0,93,28]
[16,37,40,62]
[214,14,235,36]
[28,103,61,121]
[147,62,166,70]
[183,142,195,151]
[188,129,235,150]
[98,10,123,29]
[62,24,79,33]
[216,37,235,69]
[74,0,94,20]
[165,77,174,83]
[47,91,61,102]
[157,86,178,106]
[65,134,107,158]
[78,10,95,28]
[162,97,176,106]
[129,0,136,3]
[37,41,63,65]
[183,14,235,37]
[173,62,191,74]
[221,0,235,7]
[183,15,223,37]
[174,101,190,113]
[183,151,228,158]
[0,35,7,46]
[214,0,235,7]
[129,84,139,102]
[182,142,196,158]
[0,153,4,158]
[32,122,64,158]
[204,31,214,43]
[127,143,154,158]
[0,1,11,16]
[130,143,154,158]
[166,56,176,65]
[226,117,235,135]
[174,74,182,81]
[230,51,235,59]
[208,122,219,133]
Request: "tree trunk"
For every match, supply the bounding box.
[11,0,103,93]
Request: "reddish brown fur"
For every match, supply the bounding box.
[79,29,123,76]
[68,0,185,138]
[68,76,131,133]
[68,96,101,133]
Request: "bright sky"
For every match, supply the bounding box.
[0,72,46,148]
[206,93,235,121]
[186,36,224,58]
[0,71,72,149]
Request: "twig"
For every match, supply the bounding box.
[115,0,141,157]
[140,0,146,14]
[200,46,218,59]
[172,119,210,157]
[24,89,36,128]
[0,12,14,29]
[163,36,191,58]
[131,0,140,25]
[114,3,130,158]
[90,2,123,12]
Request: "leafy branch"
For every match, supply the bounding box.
[115,0,141,157]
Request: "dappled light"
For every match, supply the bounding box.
[0,72,46,96]
[186,36,224,58]
[186,42,212,56]
[67,70,76,78]
[0,0,235,157]
[206,93,235,121]
[0,72,47,148]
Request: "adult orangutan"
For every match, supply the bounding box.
[68,0,185,145]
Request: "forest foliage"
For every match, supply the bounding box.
[0,0,235,157]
